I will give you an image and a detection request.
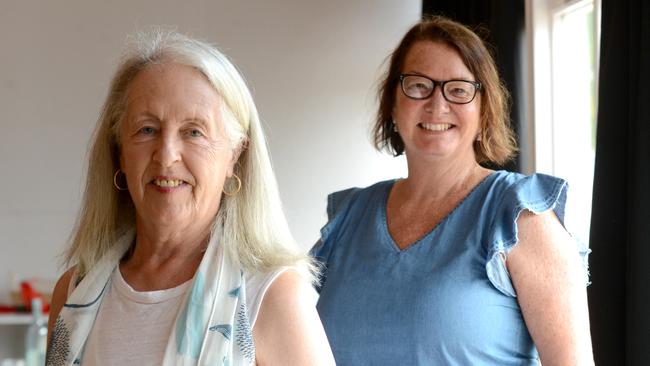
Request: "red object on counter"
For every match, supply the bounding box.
[0,305,24,313]
[20,281,50,313]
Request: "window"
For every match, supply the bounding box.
[527,0,601,243]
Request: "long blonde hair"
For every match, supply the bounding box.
[67,29,315,281]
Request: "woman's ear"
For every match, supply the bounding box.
[118,144,125,172]
[227,137,249,177]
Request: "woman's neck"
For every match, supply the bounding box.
[401,154,490,204]
[119,218,211,291]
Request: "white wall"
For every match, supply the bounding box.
[0,0,419,315]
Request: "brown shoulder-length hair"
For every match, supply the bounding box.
[373,15,517,165]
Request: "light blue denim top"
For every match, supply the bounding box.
[312,170,590,366]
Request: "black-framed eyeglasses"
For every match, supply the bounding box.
[399,74,481,104]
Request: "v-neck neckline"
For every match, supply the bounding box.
[381,171,498,253]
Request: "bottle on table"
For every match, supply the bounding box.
[24,298,47,366]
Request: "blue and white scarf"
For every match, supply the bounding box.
[46,228,255,365]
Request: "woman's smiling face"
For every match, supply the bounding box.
[393,41,482,164]
[119,62,235,231]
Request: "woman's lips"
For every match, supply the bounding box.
[152,178,184,188]
[418,122,453,131]
[149,177,189,192]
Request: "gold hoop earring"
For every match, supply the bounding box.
[113,170,128,191]
[223,174,242,196]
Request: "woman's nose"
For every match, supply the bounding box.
[424,86,450,113]
[152,133,181,167]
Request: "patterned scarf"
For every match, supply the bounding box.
[46,228,255,365]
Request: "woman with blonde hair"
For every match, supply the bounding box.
[47,30,334,365]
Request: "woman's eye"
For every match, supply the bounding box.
[407,82,428,91]
[450,88,468,96]
[188,129,203,137]
[139,126,155,135]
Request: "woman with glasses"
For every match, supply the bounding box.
[312,16,594,365]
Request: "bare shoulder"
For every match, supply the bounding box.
[254,270,319,333]
[48,267,75,341]
[263,270,316,308]
[508,208,579,270]
[254,269,334,366]
[507,208,585,298]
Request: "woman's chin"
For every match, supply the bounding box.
[137,209,199,231]
[407,145,453,161]
[407,139,475,162]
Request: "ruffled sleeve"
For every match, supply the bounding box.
[485,173,591,297]
[310,187,360,292]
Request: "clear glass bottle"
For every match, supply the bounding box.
[24,298,47,366]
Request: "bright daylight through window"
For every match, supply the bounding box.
[530,0,600,244]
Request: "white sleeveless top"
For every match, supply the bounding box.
[69,267,287,365]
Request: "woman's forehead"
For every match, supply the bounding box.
[125,63,221,117]
[403,41,474,79]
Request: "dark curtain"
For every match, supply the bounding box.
[588,0,650,365]
[422,0,526,173]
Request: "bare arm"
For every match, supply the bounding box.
[253,270,335,366]
[47,268,74,346]
[507,209,594,366]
